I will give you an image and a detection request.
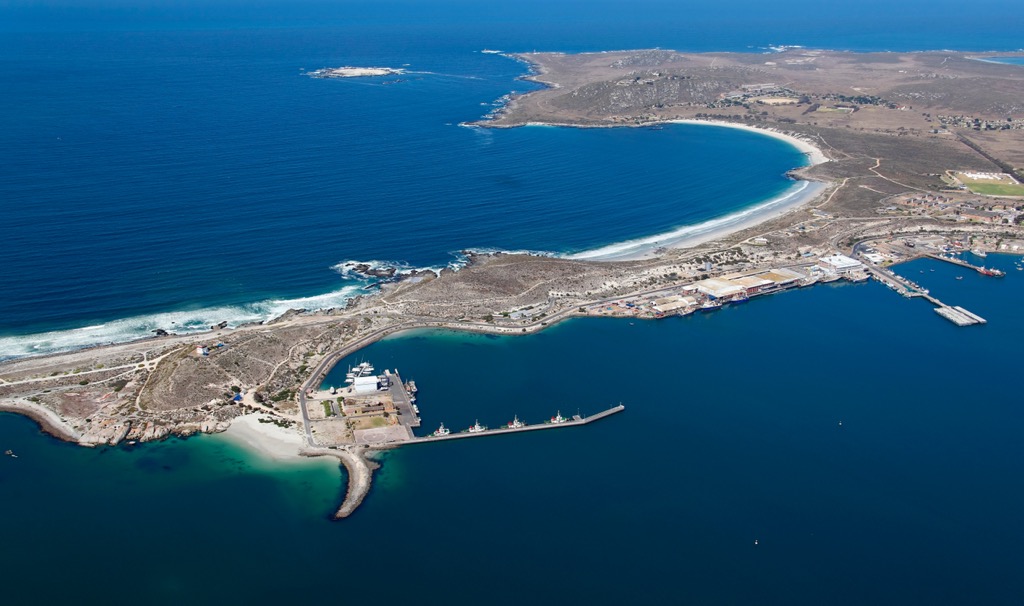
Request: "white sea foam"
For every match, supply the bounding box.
[569,180,826,261]
[0,284,365,360]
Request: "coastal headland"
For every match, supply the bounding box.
[2,48,1023,518]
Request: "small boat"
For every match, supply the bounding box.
[549,411,567,424]
[468,420,487,433]
[507,415,525,429]
[955,276,963,280]
[4,449,16,458]
[700,300,722,311]
[432,423,450,437]
[412,404,420,414]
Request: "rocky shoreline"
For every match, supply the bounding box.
[3,47,1022,519]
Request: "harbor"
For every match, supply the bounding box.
[409,404,626,444]
[300,359,624,449]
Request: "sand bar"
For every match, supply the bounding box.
[220,413,305,461]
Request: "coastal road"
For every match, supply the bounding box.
[297,322,414,447]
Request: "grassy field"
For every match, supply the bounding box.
[962,182,1024,197]
[953,172,1024,197]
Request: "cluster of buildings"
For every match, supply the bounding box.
[590,260,869,320]
[714,83,803,108]
[936,115,1024,131]
[885,193,1021,224]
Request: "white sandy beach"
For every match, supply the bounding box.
[567,119,830,261]
[221,413,305,461]
[668,119,829,166]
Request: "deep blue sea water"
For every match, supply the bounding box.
[3,254,1023,605]
[2,2,1024,604]
[1,0,1022,356]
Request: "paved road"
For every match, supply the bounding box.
[297,322,414,447]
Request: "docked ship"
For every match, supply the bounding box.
[432,423,450,437]
[345,361,375,384]
[549,411,567,424]
[468,420,487,433]
[979,267,1005,277]
[507,415,525,429]
[700,300,723,311]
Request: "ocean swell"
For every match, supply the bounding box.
[0,285,365,361]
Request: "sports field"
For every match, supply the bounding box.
[954,171,1024,197]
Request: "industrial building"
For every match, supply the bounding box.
[653,295,697,313]
[818,254,864,274]
[694,278,745,299]
[353,375,379,395]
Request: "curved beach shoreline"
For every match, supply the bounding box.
[510,119,831,261]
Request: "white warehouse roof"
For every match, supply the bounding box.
[820,254,863,270]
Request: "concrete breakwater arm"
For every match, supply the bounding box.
[302,446,376,519]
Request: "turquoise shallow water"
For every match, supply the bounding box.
[5,254,1022,605]
[3,1,1024,603]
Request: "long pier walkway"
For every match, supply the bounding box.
[863,263,986,327]
[923,253,1003,276]
[406,404,625,445]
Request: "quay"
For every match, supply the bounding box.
[863,263,987,327]
[407,404,625,445]
[924,253,1005,277]
[384,369,420,428]
[935,306,987,326]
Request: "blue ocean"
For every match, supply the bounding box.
[2,1,1023,604]
[1,0,1022,357]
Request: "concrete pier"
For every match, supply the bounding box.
[864,263,987,327]
[935,306,986,326]
[408,404,625,445]
[384,369,420,428]
[924,253,1004,276]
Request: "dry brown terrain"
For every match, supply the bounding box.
[3,47,1023,518]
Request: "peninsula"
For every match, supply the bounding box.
[3,48,1023,518]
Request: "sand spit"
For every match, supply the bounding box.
[0,400,81,442]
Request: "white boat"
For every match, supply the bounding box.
[412,404,420,414]
[432,423,450,437]
[507,415,525,429]
[972,249,988,258]
[700,300,722,311]
[468,420,487,433]
[549,411,567,424]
